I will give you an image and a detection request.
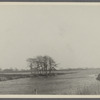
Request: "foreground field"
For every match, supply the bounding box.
[0,69,100,94]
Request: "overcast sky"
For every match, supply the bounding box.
[0,4,100,69]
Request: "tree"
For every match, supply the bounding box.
[27,58,37,74]
[27,55,57,76]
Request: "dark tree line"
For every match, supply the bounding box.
[27,56,57,75]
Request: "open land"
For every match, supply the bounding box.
[0,68,100,94]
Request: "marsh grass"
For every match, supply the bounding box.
[76,82,100,95]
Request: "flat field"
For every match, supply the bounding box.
[0,69,100,94]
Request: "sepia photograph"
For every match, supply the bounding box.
[0,3,100,96]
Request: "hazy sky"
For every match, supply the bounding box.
[0,4,100,69]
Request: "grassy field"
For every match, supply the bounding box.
[0,68,99,94]
[63,68,100,95]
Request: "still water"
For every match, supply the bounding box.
[0,69,99,94]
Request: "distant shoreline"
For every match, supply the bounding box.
[0,74,30,82]
[0,68,99,82]
[0,70,77,82]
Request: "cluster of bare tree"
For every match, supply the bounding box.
[27,56,57,75]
